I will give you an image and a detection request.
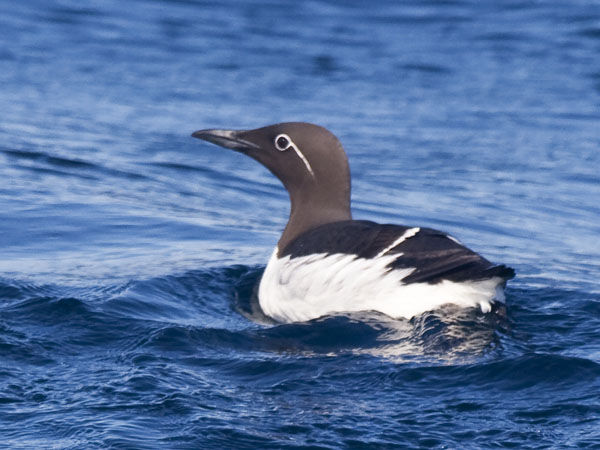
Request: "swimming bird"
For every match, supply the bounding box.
[192,122,514,323]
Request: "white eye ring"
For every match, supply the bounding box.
[274,134,292,151]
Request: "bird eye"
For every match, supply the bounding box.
[275,134,291,151]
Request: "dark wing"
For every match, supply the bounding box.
[280,220,515,284]
[279,220,411,259]
[384,227,515,283]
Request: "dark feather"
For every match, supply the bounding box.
[280,220,515,284]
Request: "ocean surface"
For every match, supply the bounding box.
[1,0,600,448]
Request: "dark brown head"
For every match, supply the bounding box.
[192,122,352,250]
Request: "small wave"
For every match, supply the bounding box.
[103,266,259,328]
[3,270,596,366]
[399,63,452,74]
[578,27,600,39]
[1,148,150,181]
[448,353,600,390]
[1,149,99,169]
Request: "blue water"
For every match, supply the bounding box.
[1,0,600,448]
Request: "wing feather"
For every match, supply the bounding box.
[280,220,515,284]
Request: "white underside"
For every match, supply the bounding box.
[258,248,506,323]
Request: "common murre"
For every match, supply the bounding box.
[192,122,515,323]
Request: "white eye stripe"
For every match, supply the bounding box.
[273,134,315,178]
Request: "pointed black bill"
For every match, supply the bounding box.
[191,129,260,151]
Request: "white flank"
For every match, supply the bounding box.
[375,227,420,258]
[259,248,506,323]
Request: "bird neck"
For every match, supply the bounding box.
[277,181,352,253]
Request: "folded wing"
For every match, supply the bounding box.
[280,220,515,284]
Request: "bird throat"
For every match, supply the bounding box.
[277,186,352,253]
